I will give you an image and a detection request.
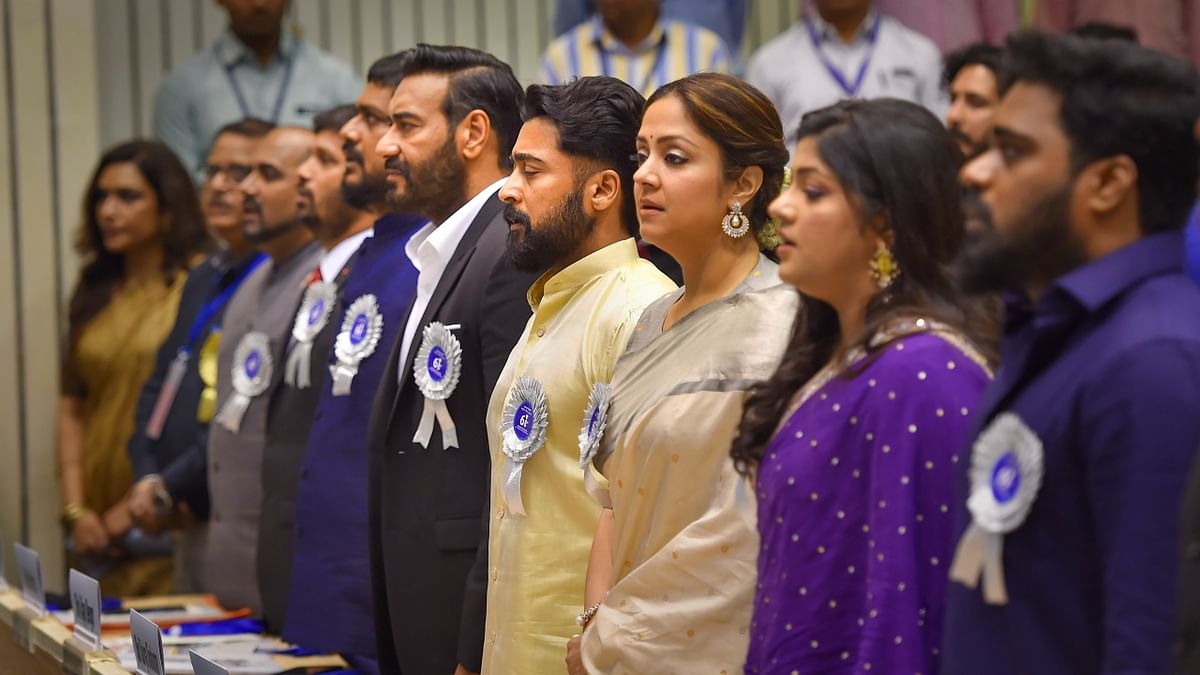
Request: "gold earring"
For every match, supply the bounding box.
[869,240,900,288]
[721,201,750,238]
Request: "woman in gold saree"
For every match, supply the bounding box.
[567,73,796,674]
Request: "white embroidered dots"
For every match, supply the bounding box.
[917,371,927,380]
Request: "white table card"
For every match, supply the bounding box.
[68,568,102,649]
[130,609,166,675]
[12,543,43,616]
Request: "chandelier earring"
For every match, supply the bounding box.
[722,201,750,239]
[868,240,901,289]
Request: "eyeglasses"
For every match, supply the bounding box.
[206,163,252,183]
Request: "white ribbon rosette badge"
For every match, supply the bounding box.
[412,322,462,449]
[285,281,336,389]
[500,376,549,516]
[950,412,1044,604]
[330,293,384,396]
[215,331,273,433]
[578,383,612,507]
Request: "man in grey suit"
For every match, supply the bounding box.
[205,125,321,615]
[366,45,538,675]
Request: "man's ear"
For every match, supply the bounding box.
[585,169,621,215]
[1083,155,1137,218]
[458,109,492,161]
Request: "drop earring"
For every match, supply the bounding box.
[722,201,750,239]
[868,240,900,288]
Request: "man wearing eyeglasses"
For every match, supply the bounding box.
[124,118,273,593]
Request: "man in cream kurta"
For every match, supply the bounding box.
[481,76,677,673]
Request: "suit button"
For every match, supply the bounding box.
[212,461,220,473]
[212,513,221,523]
[1187,541,1200,560]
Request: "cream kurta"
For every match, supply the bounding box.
[582,257,799,675]
[483,239,676,674]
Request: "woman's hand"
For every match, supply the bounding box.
[566,634,588,675]
[70,511,110,556]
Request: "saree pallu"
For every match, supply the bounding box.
[583,258,799,674]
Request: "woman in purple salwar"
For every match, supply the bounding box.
[731,99,995,675]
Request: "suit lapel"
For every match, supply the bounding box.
[386,193,505,428]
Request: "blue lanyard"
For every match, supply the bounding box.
[223,54,296,124]
[180,254,267,356]
[805,12,882,97]
[599,36,667,97]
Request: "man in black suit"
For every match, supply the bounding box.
[366,44,537,675]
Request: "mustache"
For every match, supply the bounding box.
[960,189,995,229]
[343,142,365,166]
[384,156,411,178]
[503,203,531,229]
[242,196,262,216]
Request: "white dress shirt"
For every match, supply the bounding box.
[319,228,374,281]
[398,178,508,381]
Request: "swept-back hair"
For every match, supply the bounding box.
[394,43,524,170]
[522,76,644,236]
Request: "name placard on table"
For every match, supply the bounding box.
[190,649,231,675]
[130,609,166,675]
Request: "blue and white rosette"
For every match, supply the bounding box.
[412,322,462,449]
[950,412,1044,605]
[215,331,273,433]
[285,281,336,389]
[330,293,383,396]
[499,376,549,516]
[578,383,612,508]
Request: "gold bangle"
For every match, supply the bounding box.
[61,502,91,526]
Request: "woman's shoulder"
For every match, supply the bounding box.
[860,329,992,390]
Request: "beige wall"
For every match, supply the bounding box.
[1,0,798,592]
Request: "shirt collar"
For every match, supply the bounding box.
[319,228,373,281]
[528,238,641,309]
[215,28,297,68]
[404,177,507,273]
[592,14,667,55]
[1052,230,1187,313]
[807,7,880,44]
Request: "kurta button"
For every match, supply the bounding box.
[1187,541,1200,560]
[491,567,498,581]
[536,328,545,337]
[497,506,506,519]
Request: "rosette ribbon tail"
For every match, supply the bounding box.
[285,342,313,389]
[949,524,1009,605]
[503,458,527,516]
[583,465,611,509]
[330,363,357,396]
[215,393,251,433]
[435,400,459,448]
[413,399,437,448]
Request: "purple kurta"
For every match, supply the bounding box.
[745,332,989,675]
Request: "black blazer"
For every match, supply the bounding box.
[1175,445,1200,672]
[366,194,537,674]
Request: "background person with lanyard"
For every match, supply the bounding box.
[153,0,361,185]
[126,118,273,594]
[747,0,946,152]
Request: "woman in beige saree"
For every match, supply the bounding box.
[567,73,796,675]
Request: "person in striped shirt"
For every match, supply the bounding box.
[540,0,733,98]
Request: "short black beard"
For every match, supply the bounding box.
[503,188,595,274]
[341,171,391,211]
[955,186,1088,296]
[384,135,466,222]
[949,127,987,161]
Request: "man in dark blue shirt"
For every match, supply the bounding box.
[126,118,272,592]
[944,31,1200,674]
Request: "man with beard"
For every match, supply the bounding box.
[126,118,272,593]
[367,44,538,675]
[943,32,1200,675]
[256,104,377,633]
[279,54,424,674]
[204,125,321,615]
[944,42,1003,160]
[481,76,675,674]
